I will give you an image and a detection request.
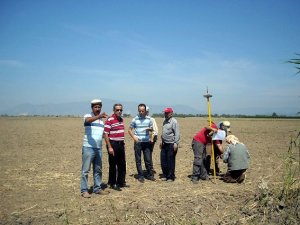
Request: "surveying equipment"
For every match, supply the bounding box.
[203,88,217,180]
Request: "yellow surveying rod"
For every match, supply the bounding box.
[203,89,217,180]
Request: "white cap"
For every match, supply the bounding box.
[223,121,230,127]
[91,99,102,104]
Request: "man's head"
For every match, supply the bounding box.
[113,103,123,121]
[138,103,147,118]
[91,99,102,115]
[219,121,231,135]
[163,107,173,119]
[226,134,239,145]
[113,103,123,115]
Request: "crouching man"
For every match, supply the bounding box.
[222,135,250,183]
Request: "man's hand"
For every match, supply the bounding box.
[108,147,114,156]
[174,143,178,152]
[99,112,108,119]
[133,135,139,143]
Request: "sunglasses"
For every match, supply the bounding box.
[115,109,123,112]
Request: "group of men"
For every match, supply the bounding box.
[80,98,250,198]
[80,99,179,198]
[191,120,250,184]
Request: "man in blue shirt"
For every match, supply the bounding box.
[128,103,154,182]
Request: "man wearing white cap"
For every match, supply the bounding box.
[80,99,109,198]
[206,120,231,176]
[218,121,231,136]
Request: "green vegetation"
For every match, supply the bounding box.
[151,113,300,119]
[246,131,300,224]
[287,53,300,74]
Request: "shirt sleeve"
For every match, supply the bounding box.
[104,118,111,134]
[223,146,230,163]
[173,119,180,144]
[152,118,159,135]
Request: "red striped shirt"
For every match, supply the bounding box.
[104,114,125,141]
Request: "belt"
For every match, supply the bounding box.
[110,140,124,144]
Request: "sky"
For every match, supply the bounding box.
[0,0,299,115]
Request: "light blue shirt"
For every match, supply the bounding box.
[130,115,153,142]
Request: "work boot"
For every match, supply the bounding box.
[237,174,246,183]
[94,189,110,195]
[110,184,122,191]
[81,192,91,198]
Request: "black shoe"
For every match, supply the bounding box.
[191,179,199,184]
[146,175,156,181]
[138,177,145,183]
[200,176,209,181]
[149,177,156,181]
[119,183,130,188]
[110,184,122,191]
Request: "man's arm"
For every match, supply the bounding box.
[104,133,114,156]
[85,112,108,123]
[223,146,230,163]
[128,127,139,143]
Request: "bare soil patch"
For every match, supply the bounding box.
[0,117,299,224]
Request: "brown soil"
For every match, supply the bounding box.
[0,117,299,225]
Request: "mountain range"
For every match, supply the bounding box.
[0,98,201,116]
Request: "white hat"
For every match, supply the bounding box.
[91,99,102,104]
[219,120,231,132]
[146,106,150,112]
[223,121,230,127]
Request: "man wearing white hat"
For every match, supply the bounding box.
[80,99,109,198]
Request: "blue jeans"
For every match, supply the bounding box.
[80,146,102,193]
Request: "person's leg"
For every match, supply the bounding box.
[134,142,143,179]
[150,135,157,173]
[232,169,246,183]
[191,140,201,181]
[204,144,212,175]
[194,141,209,180]
[116,142,126,186]
[143,142,154,179]
[160,144,168,178]
[167,143,176,181]
[93,148,102,192]
[80,147,94,193]
[108,145,117,186]
[223,171,237,183]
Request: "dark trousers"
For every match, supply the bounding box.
[107,141,126,186]
[191,140,208,180]
[134,142,152,178]
[223,169,246,183]
[160,143,177,180]
[204,143,221,175]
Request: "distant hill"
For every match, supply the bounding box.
[0,99,201,116]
